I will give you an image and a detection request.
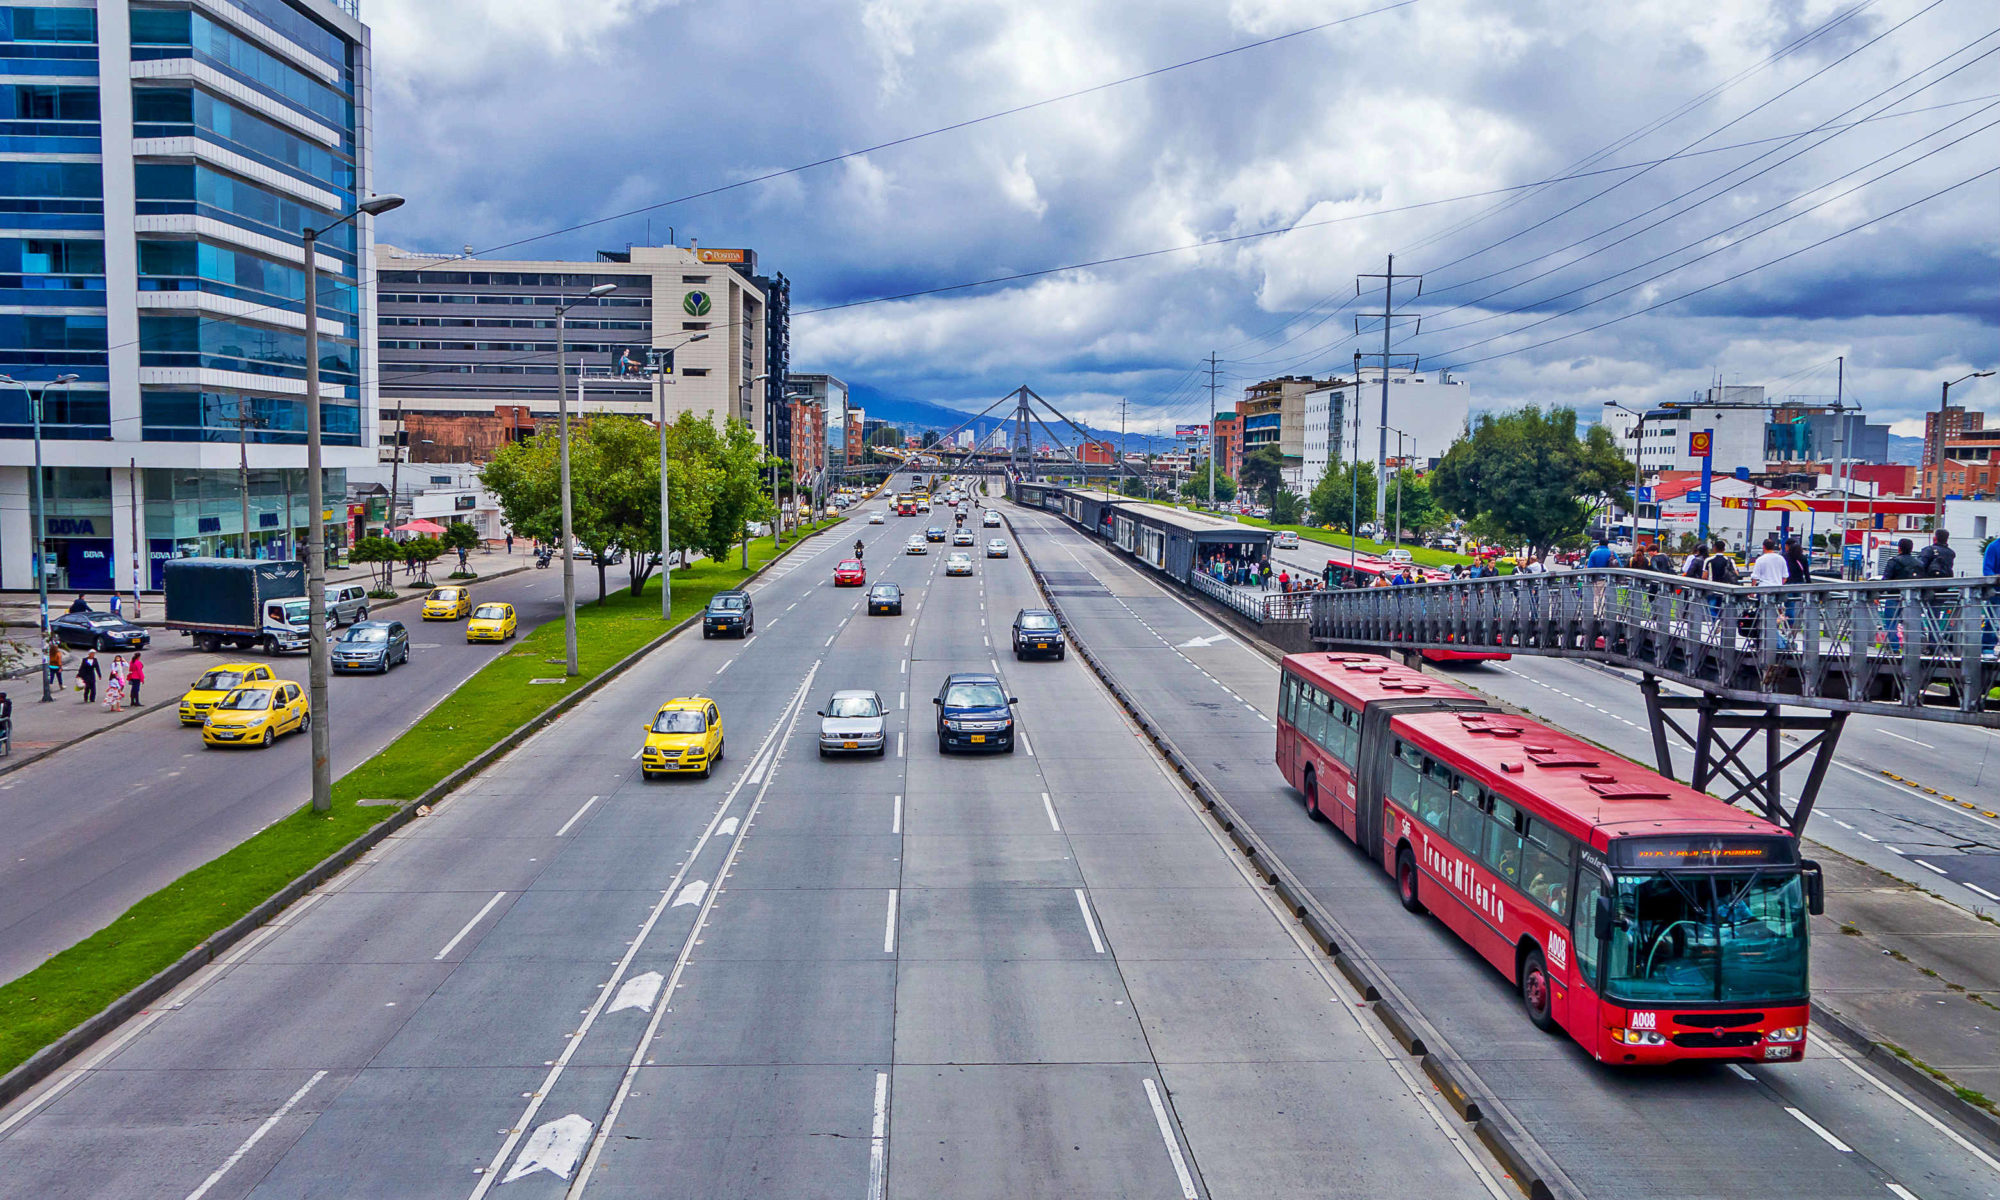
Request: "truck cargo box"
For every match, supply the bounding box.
[163,559,306,634]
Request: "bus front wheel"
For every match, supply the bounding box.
[1520,947,1559,1033]
[1396,847,1425,915]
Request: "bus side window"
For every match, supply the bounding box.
[1572,870,1604,987]
[1389,741,1423,815]
[1521,821,1575,918]
[1333,703,1358,764]
[1416,757,1453,830]
[1302,689,1327,749]
[1280,675,1297,724]
[1482,796,1524,884]
[1446,778,1486,852]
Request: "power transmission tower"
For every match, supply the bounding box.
[1206,351,1219,508]
[1356,254,1423,538]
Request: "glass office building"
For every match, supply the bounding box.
[0,0,377,592]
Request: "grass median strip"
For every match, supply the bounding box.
[0,525,839,1079]
[1228,514,1499,570]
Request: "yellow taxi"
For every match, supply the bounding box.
[423,586,472,620]
[201,679,309,749]
[179,662,274,726]
[465,601,517,642]
[639,696,725,779]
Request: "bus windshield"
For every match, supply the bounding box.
[1604,870,1808,1004]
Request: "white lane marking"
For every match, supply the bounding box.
[827,634,838,647]
[898,691,906,710]
[1878,729,1934,750]
[1968,883,2000,901]
[433,891,508,960]
[1726,1064,1755,1081]
[182,1070,328,1200]
[1019,729,1034,756]
[503,1113,594,1183]
[1884,845,1907,856]
[717,817,738,837]
[1887,1184,1921,1200]
[868,1071,890,1200]
[989,658,999,671]
[1913,859,1950,876]
[672,879,708,907]
[1041,791,1061,832]
[1074,889,1105,954]
[471,663,820,1200]
[904,632,912,646]
[1786,1106,1852,1152]
[1858,832,1881,842]
[1832,818,1854,830]
[715,658,731,675]
[892,793,903,835]
[555,795,600,837]
[901,659,908,674]
[897,732,905,758]
[629,747,641,760]
[884,889,900,954]
[1142,1078,1199,1199]
[606,970,664,1015]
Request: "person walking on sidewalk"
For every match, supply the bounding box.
[127,652,145,706]
[76,649,99,704]
[104,655,126,712]
[45,641,65,691]
[67,593,89,614]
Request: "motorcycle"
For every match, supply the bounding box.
[535,547,553,569]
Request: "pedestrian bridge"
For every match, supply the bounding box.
[1303,570,2000,833]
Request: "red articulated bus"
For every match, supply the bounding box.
[1276,651,1821,1065]
[1320,560,1509,664]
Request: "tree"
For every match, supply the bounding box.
[1430,406,1634,560]
[1270,489,1302,525]
[348,536,401,595]
[1119,473,1148,498]
[401,535,444,585]
[441,521,480,574]
[1309,461,1376,532]
[1180,472,1236,504]
[692,417,773,564]
[1239,446,1286,505]
[1387,468,1446,539]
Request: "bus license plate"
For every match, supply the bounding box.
[970,735,986,744]
[843,741,858,749]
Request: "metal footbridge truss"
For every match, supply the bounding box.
[1309,571,2000,834]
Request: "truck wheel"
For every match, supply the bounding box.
[262,636,278,655]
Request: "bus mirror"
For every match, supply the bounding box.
[1801,860,1825,916]
[1593,892,1615,942]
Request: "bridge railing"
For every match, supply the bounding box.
[1188,570,1313,622]
[1309,569,2000,723]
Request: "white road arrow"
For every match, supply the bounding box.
[503,1114,592,1183]
[716,817,739,837]
[672,880,708,907]
[1177,633,1233,649]
[607,970,663,1015]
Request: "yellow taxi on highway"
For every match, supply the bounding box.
[465,601,517,642]
[179,662,274,726]
[640,696,725,780]
[201,679,308,749]
[423,585,472,620]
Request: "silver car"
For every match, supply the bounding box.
[817,689,887,757]
[986,539,1008,558]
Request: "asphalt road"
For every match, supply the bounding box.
[1260,541,2000,917]
[1009,503,2000,1200]
[0,568,570,985]
[0,479,1504,1200]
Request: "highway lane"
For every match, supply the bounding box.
[0,483,1503,1200]
[0,568,562,985]
[1009,503,2000,1200]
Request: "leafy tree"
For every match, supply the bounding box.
[348,535,401,594]
[1270,489,1303,525]
[1239,446,1286,505]
[441,521,480,574]
[692,417,773,565]
[401,535,444,585]
[1430,406,1634,560]
[1120,473,1148,499]
[1385,468,1446,539]
[1309,461,1376,531]
[1179,472,1236,504]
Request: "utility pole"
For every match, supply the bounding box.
[1120,397,1127,496]
[1349,351,1362,569]
[1833,356,1851,578]
[1356,256,1423,543]
[1206,351,1219,509]
[387,398,405,535]
[235,403,266,558]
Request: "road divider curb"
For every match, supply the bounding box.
[1809,1000,2000,1150]
[0,522,844,1115]
[1422,1054,1484,1121]
[1009,501,1571,1200]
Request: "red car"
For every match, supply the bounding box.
[834,559,867,586]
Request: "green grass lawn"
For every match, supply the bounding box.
[1228,514,1500,570]
[0,522,840,1079]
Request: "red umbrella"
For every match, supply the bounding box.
[394,519,447,534]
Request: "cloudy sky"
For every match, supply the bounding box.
[368,0,1999,437]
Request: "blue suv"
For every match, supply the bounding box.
[933,672,1017,753]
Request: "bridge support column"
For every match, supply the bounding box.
[1640,674,1847,836]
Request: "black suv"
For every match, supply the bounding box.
[867,582,904,615]
[1011,608,1065,660]
[925,526,947,542]
[702,590,754,638]
[933,672,1017,753]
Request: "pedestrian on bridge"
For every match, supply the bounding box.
[1881,538,1922,651]
[1982,534,2000,655]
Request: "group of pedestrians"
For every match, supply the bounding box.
[42,594,146,710]
[1204,552,1266,588]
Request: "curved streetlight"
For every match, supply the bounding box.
[0,372,80,701]
[1934,370,1996,524]
[302,193,403,811]
[553,282,619,674]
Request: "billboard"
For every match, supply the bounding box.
[695,247,751,265]
[1176,423,1210,439]
[606,346,651,378]
[1688,430,1712,458]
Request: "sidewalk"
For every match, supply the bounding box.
[0,545,537,773]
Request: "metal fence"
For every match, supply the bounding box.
[1309,570,2000,724]
[1188,570,1313,622]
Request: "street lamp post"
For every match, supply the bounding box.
[1386,426,1414,549]
[654,332,707,619]
[1,372,79,701]
[555,283,618,673]
[1933,370,1995,526]
[302,193,402,813]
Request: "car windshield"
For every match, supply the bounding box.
[652,710,707,734]
[196,670,247,690]
[217,689,273,711]
[871,586,898,598]
[340,627,388,643]
[432,589,464,600]
[473,605,509,619]
[827,695,881,718]
[280,601,312,623]
[709,596,745,612]
[1602,870,1809,1004]
[943,682,1007,708]
[1018,613,1058,631]
[840,560,863,570]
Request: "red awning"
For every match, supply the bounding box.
[394,519,447,534]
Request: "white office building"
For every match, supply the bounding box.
[1,0,380,594]
[1317,370,1470,483]
[1600,386,1770,475]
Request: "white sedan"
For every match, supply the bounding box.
[869,511,886,524]
[986,540,1009,558]
[944,553,974,576]
[905,535,928,555]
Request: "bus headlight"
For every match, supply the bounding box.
[1611,1029,1667,1046]
[1765,1026,1805,1042]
